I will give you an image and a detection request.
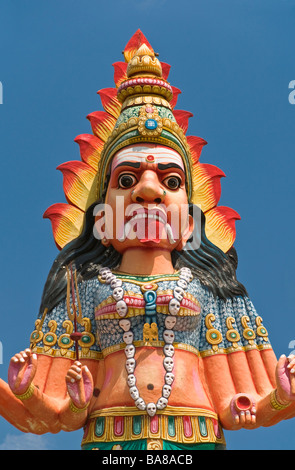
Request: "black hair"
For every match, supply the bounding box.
[39,200,247,314]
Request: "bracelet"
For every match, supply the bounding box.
[270,389,291,411]
[69,400,89,414]
[14,383,35,401]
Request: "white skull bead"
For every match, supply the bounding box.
[177,278,188,289]
[146,402,157,417]
[163,357,174,372]
[163,329,175,344]
[165,316,177,329]
[110,278,122,289]
[99,267,111,276]
[163,344,175,357]
[179,272,192,282]
[119,318,131,331]
[105,272,116,284]
[123,331,134,345]
[165,372,175,385]
[116,300,128,317]
[100,270,111,280]
[129,386,139,400]
[135,397,146,411]
[125,358,136,373]
[125,344,135,358]
[162,384,172,398]
[156,397,168,410]
[179,267,192,275]
[168,298,180,316]
[174,286,184,302]
[127,374,136,387]
[112,287,124,301]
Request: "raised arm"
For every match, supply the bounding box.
[7,348,94,433]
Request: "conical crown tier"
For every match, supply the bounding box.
[127,43,162,78]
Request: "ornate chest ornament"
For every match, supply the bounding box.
[99,266,193,416]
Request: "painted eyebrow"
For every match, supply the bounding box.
[113,161,185,172]
[114,161,141,169]
[157,163,184,172]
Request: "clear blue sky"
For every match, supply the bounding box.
[0,0,294,450]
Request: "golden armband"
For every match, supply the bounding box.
[69,400,89,414]
[270,389,291,411]
[14,383,35,401]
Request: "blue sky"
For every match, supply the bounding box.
[0,0,294,450]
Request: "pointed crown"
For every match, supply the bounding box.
[44,30,240,254]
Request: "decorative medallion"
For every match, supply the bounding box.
[241,315,256,345]
[225,316,240,349]
[255,316,268,342]
[138,105,163,137]
[58,320,74,355]
[140,282,158,293]
[205,313,223,352]
[43,320,58,352]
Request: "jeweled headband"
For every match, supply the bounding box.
[44,30,240,254]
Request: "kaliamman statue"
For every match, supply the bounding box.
[0,30,294,451]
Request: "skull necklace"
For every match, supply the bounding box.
[99,266,193,417]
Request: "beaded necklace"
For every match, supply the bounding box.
[99,266,193,417]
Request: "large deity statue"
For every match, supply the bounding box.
[0,30,294,451]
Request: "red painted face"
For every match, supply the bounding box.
[96,144,194,254]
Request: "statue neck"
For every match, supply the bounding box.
[118,248,175,276]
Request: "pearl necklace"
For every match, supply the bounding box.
[99,266,193,417]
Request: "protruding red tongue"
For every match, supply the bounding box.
[135,218,164,243]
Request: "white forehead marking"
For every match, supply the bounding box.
[111,144,185,172]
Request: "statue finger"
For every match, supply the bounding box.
[69,365,82,376]
[287,355,295,371]
[66,368,82,383]
[234,414,240,425]
[11,352,26,364]
[239,411,246,425]
[244,410,253,425]
[81,366,94,403]
[276,354,287,375]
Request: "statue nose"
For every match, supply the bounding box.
[132,171,165,204]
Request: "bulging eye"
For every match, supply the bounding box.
[118,174,137,189]
[163,176,181,190]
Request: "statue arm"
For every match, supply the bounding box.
[202,350,295,430]
[0,377,50,434]
[201,353,254,430]
[6,349,94,433]
[254,353,295,426]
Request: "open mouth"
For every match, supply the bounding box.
[120,207,176,244]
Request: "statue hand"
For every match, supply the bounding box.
[230,393,256,426]
[8,348,37,395]
[66,361,93,410]
[276,354,295,403]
